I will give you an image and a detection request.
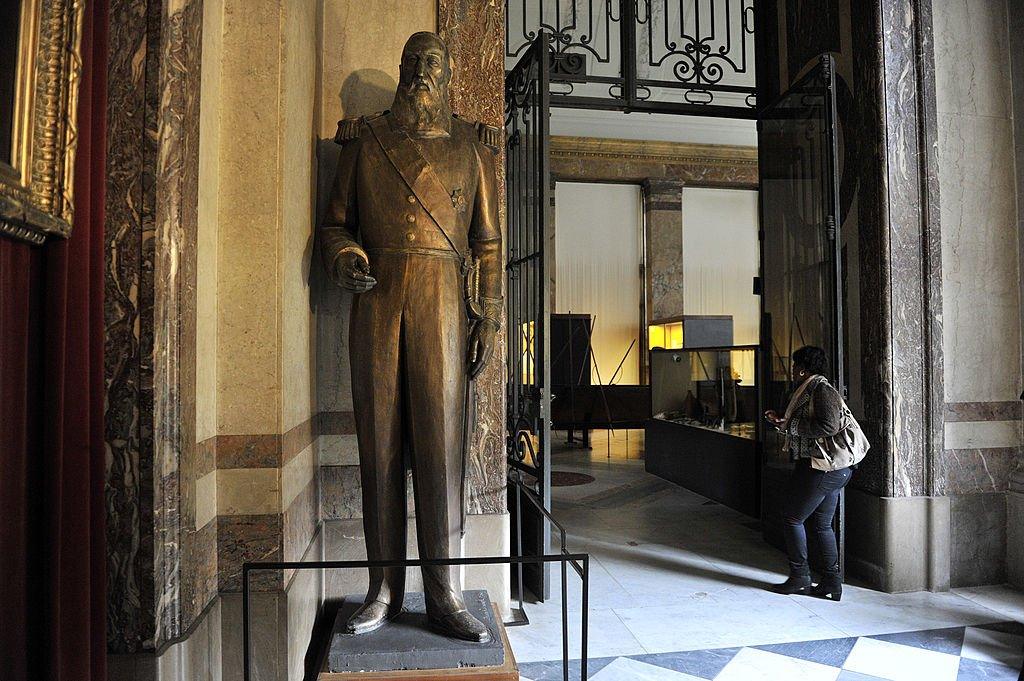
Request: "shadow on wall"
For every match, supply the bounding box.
[308,68,397,305]
[306,68,401,455]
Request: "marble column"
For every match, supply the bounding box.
[643,179,685,324]
[152,0,205,645]
[104,0,161,654]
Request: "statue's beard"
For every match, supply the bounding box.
[392,84,451,136]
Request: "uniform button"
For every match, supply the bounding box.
[407,195,416,203]
[405,232,416,242]
[405,214,416,223]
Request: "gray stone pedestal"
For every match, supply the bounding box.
[327,591,504,674]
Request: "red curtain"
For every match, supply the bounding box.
[0,1,108,680]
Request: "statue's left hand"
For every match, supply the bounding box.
[468,320,498,379]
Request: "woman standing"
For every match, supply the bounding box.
[763,345,853,601]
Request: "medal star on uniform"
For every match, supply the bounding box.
[451,187,467,213]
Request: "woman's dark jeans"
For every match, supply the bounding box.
[782,459,853,579]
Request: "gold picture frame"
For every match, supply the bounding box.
[0,0,85,245]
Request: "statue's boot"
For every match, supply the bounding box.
[427,607,492,642]
[424,585,492,643]
[345,597,403,635]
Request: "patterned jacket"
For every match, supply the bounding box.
[784,376,844,460]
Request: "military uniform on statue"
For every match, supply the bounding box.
[321,32,503,646]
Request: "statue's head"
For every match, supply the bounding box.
[393,32,453,134]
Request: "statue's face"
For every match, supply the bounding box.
[398,34,451,103]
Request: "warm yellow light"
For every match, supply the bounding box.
[648,322,684,350]
[520,321,535,385]
[730,349,755,385]
[668,322,683,349]
[648,324,666,349]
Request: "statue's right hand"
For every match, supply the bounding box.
[335,251,377,292]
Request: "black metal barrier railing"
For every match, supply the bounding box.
[242,480,590,681]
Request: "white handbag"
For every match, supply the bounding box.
[809,394,871,472]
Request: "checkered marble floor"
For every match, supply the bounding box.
[519,622,1024,680]
[510,448,1024,681]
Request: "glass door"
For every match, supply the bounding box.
[757,54,844,569]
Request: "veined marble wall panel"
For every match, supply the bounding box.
[932,0,1021,586]
[935,0,1020,406]
[105,0,161,654]
[933,0,1021,513]
[440,0,508,514]
[938,113,1020,402]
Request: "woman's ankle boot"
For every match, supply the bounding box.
[768,574,812,595]
[811,575,842,601]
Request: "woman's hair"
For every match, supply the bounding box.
[792,345,829,376]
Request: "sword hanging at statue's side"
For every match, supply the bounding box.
[460,350,477,539]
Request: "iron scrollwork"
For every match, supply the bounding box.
[506,0,618,76]
[505,0,757,114]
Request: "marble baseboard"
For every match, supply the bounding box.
[283,474,318,565]
[107,598,223,681]
[180,518,219,627]
[217,514,284,593]
[125,576,320,681]
[1008,487,1024,588]
[845,489,951,593]
[950,492,1007,588]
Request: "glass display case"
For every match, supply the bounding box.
[650,346,758,439]
[645,346,760,516]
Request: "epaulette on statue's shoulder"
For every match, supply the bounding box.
[476,122,502,151]
[334,112,385,145]
[452,113,502,151]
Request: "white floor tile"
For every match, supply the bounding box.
[795,586,1006,637]
[506,605,646,663]
[961,626,1024,669]
[590,657,707,680]
[842,637,959,681]
[613,588,848,654]
[952,585,1024,623]
[715,647,841,681]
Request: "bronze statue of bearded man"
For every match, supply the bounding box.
[321,31,502,643]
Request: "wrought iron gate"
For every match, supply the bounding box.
[505,32,553,602]
[505,0,757,116]
[757,54,845,570]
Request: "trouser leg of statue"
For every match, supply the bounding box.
[346,254,490,642]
